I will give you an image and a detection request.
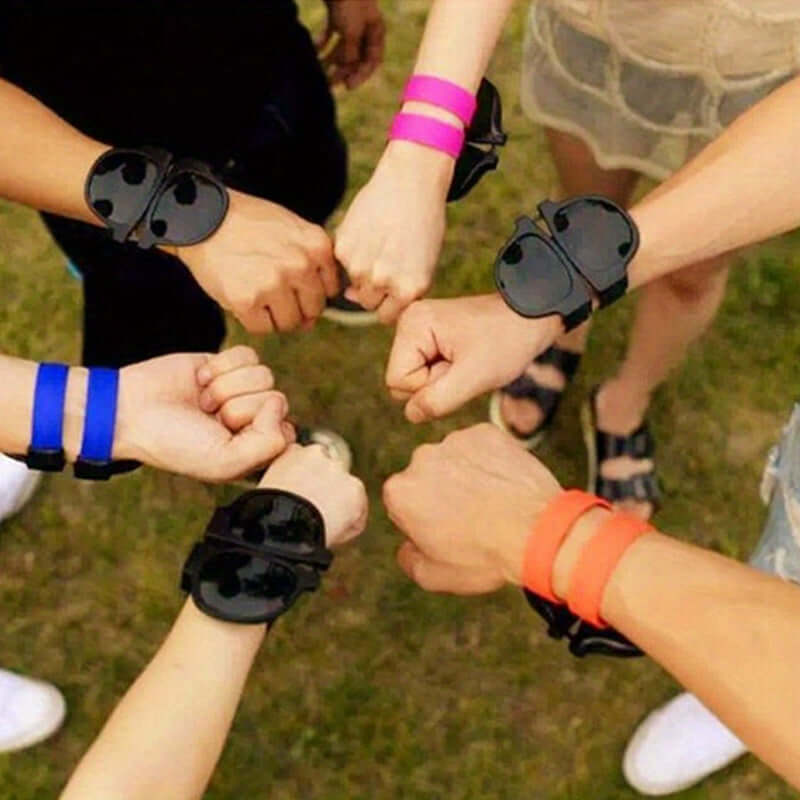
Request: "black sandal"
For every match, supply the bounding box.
[489,346,582,448]
[581,387,661,513]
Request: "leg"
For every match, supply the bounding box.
[42,215,226,368]
[596,254,730,516]
[500,129,639,436]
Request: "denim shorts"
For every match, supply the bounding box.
[751,404,800,583]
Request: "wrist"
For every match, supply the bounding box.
[382,139,455,195]
[496,293,565,353]
[62,367,89,463]
[111,366,146,462]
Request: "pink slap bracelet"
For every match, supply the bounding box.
[403,75,477,126]
[389,113,465,159]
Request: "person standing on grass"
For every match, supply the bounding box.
[0,0,383,751]
[385,69,800,794]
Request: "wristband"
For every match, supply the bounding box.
[74,368,119,481]
[403,75,477,126]
[389,113,465,159]
[567,512,653,628]
[26,363,70,472]
[522,489,611,603]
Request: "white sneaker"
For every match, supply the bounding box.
[623,692,748,795]
[0,455,41,524]
[0,670,66,752]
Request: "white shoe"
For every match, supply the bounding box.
[0,670,66,752]
[0,454,41,524]
[623,692,748,795]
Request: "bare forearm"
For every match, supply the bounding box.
[554,518,800,789]
[0,78,105,222]
[412,0,515,92]
[628,74,800,290]
[61,601,266,800]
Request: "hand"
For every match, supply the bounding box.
[258,443,368,548]
[335,142,453,324]
[114,346,294,482]
[387,293,563,423]
[319,0,385,90]
[383,424,562,594]
[177,190,338,334]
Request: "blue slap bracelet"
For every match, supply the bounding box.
[27,363,70,472]
[74,368,120,480]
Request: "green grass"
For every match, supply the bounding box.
[1,2,800,797]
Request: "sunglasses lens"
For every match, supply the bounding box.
[197,551,296,623]
[449,145,498,202]
[87,151,162,225]
[496,234,575,317]
[550,198,637,274]
[233,492,325,556]
[147,171,227,244]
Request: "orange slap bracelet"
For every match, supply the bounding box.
[567,511,653,628]
[522,489,611,603]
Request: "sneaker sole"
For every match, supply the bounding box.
[321,306,379,328]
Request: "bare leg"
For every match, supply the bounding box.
[500,129,638,435]
[596,255,730,517]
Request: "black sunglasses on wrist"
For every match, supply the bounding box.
[182,543,322,625]
[448,78,507,202]
[181,489,332,624]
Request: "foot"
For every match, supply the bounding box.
[623,692,747,795]
[0,669,66,752]
[499,360,566,437]
[490,346,583,447]
[593,379,656,519]
[0,454,42,525]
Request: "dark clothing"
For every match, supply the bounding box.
[1,1,347,366]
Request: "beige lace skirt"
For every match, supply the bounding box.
[522,0,800,180]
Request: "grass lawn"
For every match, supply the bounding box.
[1,2,800,798]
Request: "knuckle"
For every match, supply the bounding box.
[382,474,402,508]
[411,443,436,466]
[255,364,274,387]
[232,345,258,364]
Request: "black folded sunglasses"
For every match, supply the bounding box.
[86,147,229,249]
[448,78,507,202]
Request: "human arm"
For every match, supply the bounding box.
[60,444,368,800]
[0,77,336,333]
[382,424,800,788]
[318,0,385,90]
[627,72,800,290]
[386,72,800,423]
[0,346,293,482]
[335,0,516,323]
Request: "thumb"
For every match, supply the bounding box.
[405,360,478,424]
[216,394,290,479]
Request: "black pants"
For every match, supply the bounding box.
[41,21,347,369]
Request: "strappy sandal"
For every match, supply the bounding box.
[489,346,582,449]
[581,387,661,514]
